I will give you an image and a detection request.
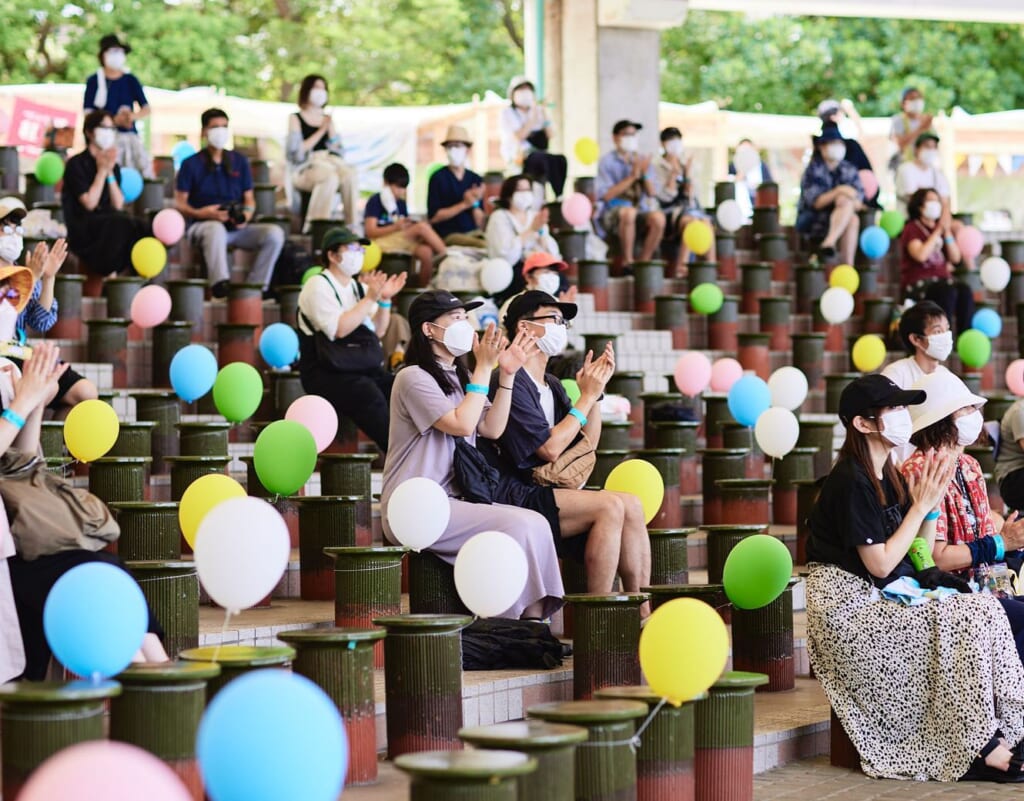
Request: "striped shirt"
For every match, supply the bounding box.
[18,281,58,335]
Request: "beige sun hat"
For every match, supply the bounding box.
[908,369,986,433]
[0,198,27,224]
[441,125,473,147]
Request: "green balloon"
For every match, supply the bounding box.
[301,266,324,285]
[34,152,65,186]
[957,328,991,368]
[879,210,905,239]
[690,283,724,315]
[426,162,446,179]
[722,534,793,610]
[254,420,318,496]
[561,378,581,405]
[212,362,264,423]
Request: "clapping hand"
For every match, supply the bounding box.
[27,239,67,281]
[378,272,407,301]
[10,341,68,412]
[907,448,955,514]
[497,328,539,376]
[999,511,1024,552]
[576,344,615,398]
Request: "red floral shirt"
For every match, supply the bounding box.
[899,451,995,545]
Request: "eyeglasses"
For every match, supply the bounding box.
[1,225,24,236]
[343,243,365,252]
[524,314,570,329]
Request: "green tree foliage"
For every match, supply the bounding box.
[661,11,1024,115]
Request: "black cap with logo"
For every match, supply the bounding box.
[838,374,926,427]
[408,290,484,329]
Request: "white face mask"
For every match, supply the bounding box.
[824,143,846,163]
[308,88,328,108]
[922,200,943,222]
[207,126,231,150]
[878,408,913,448]
[664,139,684,157]
[338,249,364,276]
[511,191,534,212]
[919,149,940,168]
[955,409,984,447]
[512,89,534,108]
[0,299,17,339]
[923,330,953,361]
[905,98,925,115]
[446,145,468,168]
[103,49,126,70]
[93,127,116,150]
[436,319,475,358]
[535,323,568,357]
[534,272,561,296]
[0,234,23,264]
[619,135,639,154]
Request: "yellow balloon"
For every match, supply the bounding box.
[64,399,120,463]
[682,220,714,256]
[604,458,664,524]
[852,334,887,373]
[574,137,600,166]
[829,264,860,294]
[639,598,729,706]
[362,241,382,272]
[131,236,167,279]
[179,473,247,548]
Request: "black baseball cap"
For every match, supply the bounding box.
[322,226,370,252]
[504,290,578,333]
[838,374,925,427]
[660,126,682,142]
[612,119,643,135]
[409,290,484,329]
[99,34,131,54]
[914,132,940,149]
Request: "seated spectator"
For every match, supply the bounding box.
[427,126,485,247]
[287,74,358,232]
[490,291,651,610]
[62,110,151,277]
[728,137,773,210]
[499,76,568,199]
[83,34,152,177]
[497,252,576,331]
[364,163,446,287]
[653,127,714,277]
[175,108,285,298]
[806,374,1024,782]
[899,188,973,336]
[595,120,665,270]
[795,128,864,264]
[296,227,405,452]
[381,290,563,620]
[485,174,560,268]
[996,399,1024,514]
[817,98,878,206]
[881,300,953,388]
[890,87,936,170]
[1,342,169,680]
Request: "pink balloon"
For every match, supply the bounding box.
[285,394,339,452]
[560,192,593,228]
[20,740,192,801]
[1006,359,1024,396]
[858,169,878,200]
[152,208,185,246]
[710,357,743,393]
[957,225,985,260]
[129,284,172,329]
[674,351,712,397]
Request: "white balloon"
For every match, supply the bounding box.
[387,477,451,552]
[754,407,800,459]
[454,531,528,617]
[980,256,1011,293]
[767,366,809,411]
[480,258,513,295]
[194,497,291,613]
[819,287,854,325]
[733,143,761,175]
[715,199,744,233]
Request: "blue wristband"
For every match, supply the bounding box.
[568,408,587,427]
[466,383,488,395]
[993,534,1006,562]
[377,300,392,309]
[2,409,25,430]
[105,175,116,184]
[924,510,940,521]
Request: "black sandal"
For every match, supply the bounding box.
[961,733,1024,783]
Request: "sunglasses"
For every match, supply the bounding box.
[1,224,23,236]
[0,286,21,301]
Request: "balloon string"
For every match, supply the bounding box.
[211,608,232,662]
[577,697,667,753]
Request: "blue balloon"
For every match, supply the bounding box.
[258,323,300,369]
[198,670,348,801]
[727,374,772,427]
[972,308,1002,339]
[170,344,218,402]
[171,140,196,170]
[119,167,144,203]
[43,562,148,679]
[859,225,890,260]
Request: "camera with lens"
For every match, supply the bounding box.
[219,202,247,229]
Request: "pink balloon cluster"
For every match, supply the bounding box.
[674,351,712,397]
[152,209,186,246]
[957,225,985,260]
[129,285,172,328]
[858,169,878,199]
[709,357,743,393]
[285,395,338,452]
[1006,359,1024,397]
[560,193,593,228]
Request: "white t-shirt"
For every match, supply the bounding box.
[895,161,950,212]
[881,356,951,390]
[296,270,374,340]
[530,373,556,428]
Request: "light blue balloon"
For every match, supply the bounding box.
[727,374,772,427]
[43,562,148,679]
[119,167,144,203]
[171,140,196,170]
[859,225,890,260]
[972,308,1002,339]
[170,344,218,402]
[198,670,348,801]
[258,323,300,369]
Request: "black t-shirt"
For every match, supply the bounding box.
[490,369,573,482]
[61,151,122,233]
[806,457,916,587]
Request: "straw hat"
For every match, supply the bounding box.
[441,125,473,147]
[908,369,986,433]
[0,266,34,314]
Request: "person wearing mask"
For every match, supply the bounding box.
[652,127,714,277]
[898,188,972,337]
[806,374,1024,783]
[882,301,953,389]
[497,252,575,323]
[595,120,666,271]
[896,133,950,214]
[62,110,151,278]
[485,174,560,269]
[728,138,774,211]
[817,98,878,206]
[175,108,285,298]
[499,76,568,199]
[996,399,1024,515]
[795,128,864,264]
[296,227,406,452]
[381,290,564,620]
[82,34,152,177]
[890,87,937,170]
[287,74,358,232]
[427,126,485,246]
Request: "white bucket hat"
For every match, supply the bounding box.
[908,370,986,433]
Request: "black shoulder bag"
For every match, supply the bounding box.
[453,437,500,504]
[297,274,385,373]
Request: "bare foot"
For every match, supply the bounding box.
[985,743,1014,772]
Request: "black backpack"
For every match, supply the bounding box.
[462,618,565,670]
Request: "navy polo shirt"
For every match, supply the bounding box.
[427,166,482,238]
[175,150,253,215]
[83,73,149,133]
[492,369,573,481]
